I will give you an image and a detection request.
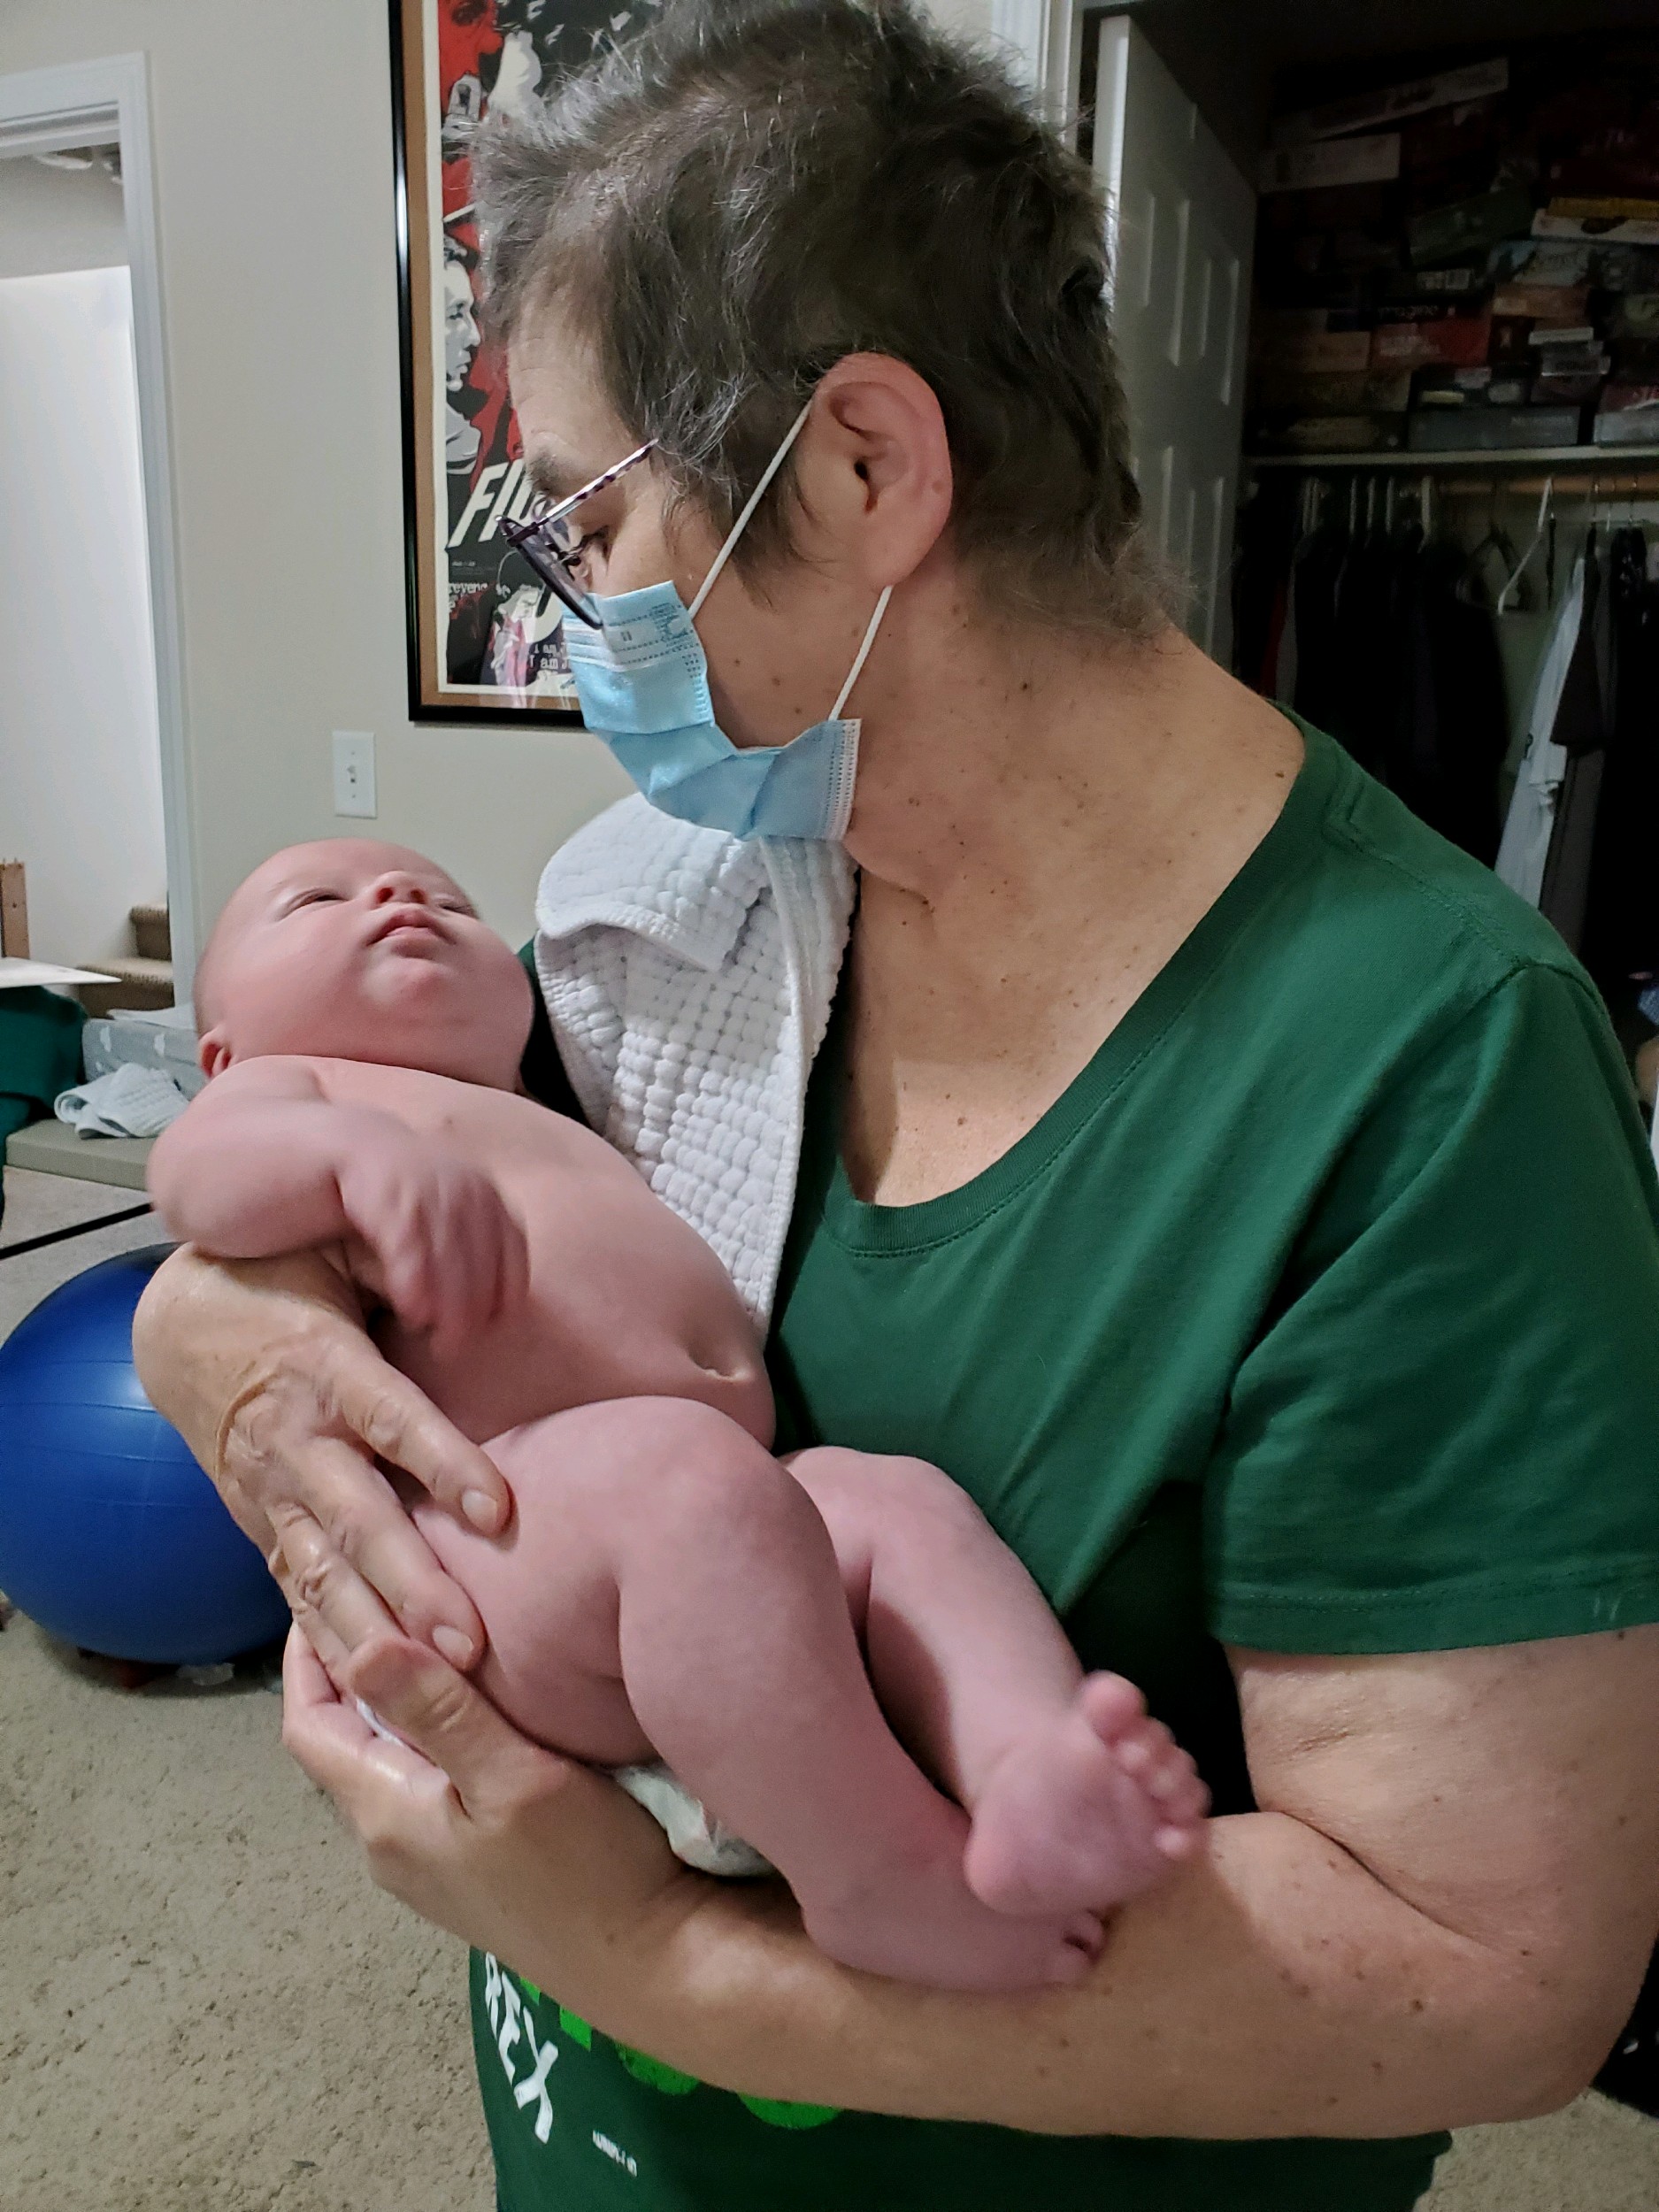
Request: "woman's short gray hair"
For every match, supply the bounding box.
[474,0,1164,635]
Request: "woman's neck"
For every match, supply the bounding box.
[845,594,1301,942]
[836,593,1304,1205]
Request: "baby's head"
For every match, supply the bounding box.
[196,840,534,1090]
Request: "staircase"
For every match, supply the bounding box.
[78,904,173,1017]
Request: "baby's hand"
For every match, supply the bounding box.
[336,1133,530,1354]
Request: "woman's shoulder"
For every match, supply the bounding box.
[1266,731,1587,1027]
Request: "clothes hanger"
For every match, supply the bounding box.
[1496,476,1554,616]
[1459,477,1524,608]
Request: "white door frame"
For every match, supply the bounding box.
[0,52,196,1001]
[990,0,1084,124]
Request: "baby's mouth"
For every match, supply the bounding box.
[369,909,449,949]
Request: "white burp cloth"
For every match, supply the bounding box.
[355,1701,772,1878]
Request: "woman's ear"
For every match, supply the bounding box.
[800,351,956,591]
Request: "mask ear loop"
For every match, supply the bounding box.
[687,395,895,726]
[688,399,816,620]
[830,586,895,718]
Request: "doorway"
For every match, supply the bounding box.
[0,55,193,1005]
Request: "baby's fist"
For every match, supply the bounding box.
[337,1135,529,1353]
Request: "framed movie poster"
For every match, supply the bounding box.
[390,0,665,722]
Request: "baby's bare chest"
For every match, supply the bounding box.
[301,1059,767,1442]
[304,1056,654,1245]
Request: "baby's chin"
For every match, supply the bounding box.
[227,964,520,1085]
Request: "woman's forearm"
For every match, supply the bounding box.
[529,1809,1579,2141]
[134,1242,365,1479]
[132,1242,509,1663]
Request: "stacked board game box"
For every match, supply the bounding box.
[1247,35,1659,457]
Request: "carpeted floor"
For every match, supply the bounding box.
[2,1163,1655,2210]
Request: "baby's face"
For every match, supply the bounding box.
[198,841,534,1089]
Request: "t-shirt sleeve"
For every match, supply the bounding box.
[517,941,586,1124]
[1204,962,1659,1654]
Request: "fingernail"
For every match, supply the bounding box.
[462,1488,501,1532]
[434,1625,476,1669]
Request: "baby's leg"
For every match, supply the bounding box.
[787,1448,1210,1919]
[412,1398,1102,1990]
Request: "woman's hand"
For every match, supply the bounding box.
[283,1624,699,2000]
[133,1243,514,1673]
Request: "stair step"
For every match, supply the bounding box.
[129,905,171,963]
[75,955,174,1018]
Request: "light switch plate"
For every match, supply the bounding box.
[333,730,377,818]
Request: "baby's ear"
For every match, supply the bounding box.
[198,1028,234,1080]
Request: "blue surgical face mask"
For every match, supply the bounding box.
[562,401,892,841]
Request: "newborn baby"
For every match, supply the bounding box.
[150,839,1208,1989]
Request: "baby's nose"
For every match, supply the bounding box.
[368,874,428,905]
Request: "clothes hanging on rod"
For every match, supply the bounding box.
[1285,491,1348,736]
[1235,472,1510,862]
[1580,529,1659,987]
[1536,528,1614,956]
[1239,472,1657,1002]
[1495,557,1586,905]
[1391,530,1509,862]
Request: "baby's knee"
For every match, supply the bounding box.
[788,1444,985,1539]
[503,1394,792,1530]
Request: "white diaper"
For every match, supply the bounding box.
[355,1701,772,1879]
[613,1763,773,1878]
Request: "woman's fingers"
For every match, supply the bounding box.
[269,1493,399,1675]
[286,1624,688,1962]
[135,1243,507,1666]
[281,1624,449,1802]
[342,1632,573,1820]
[319,1327,511,1534]
[267,1430,488,1669]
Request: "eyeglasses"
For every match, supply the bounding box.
[498,438,658,627]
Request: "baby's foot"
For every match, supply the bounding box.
[797,1819,1104,1991]
[963,1674,1209,1920]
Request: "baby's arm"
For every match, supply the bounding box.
[151,1058,387,1256]
[149,1058,527,1344]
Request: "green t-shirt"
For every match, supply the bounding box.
[481,724,1659,2210]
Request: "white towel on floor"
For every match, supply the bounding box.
[54,1063,191,1139]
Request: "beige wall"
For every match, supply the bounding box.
[0,153,127,280]
[926,0,995,36]
[0,0,996,964]
[0,0,633,964]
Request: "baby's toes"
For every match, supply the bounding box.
[1144,1744,1206,1811]
[1107,1713,1177,1780]
[1147,1756,1210,1855]
[1077,1671,1147,1744]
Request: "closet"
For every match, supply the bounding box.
[1089,1,1659,1112]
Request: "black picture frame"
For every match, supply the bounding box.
[388,1,664,724]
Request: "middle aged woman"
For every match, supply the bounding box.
[134,5,1659,2211]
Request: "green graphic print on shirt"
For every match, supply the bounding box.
[483,721,1659,2212]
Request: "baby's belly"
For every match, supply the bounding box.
[378,1286,774,1452]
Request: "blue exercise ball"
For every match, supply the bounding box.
[0,1244,289,1664]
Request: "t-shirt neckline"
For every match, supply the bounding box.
[816,714,1340,1256]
